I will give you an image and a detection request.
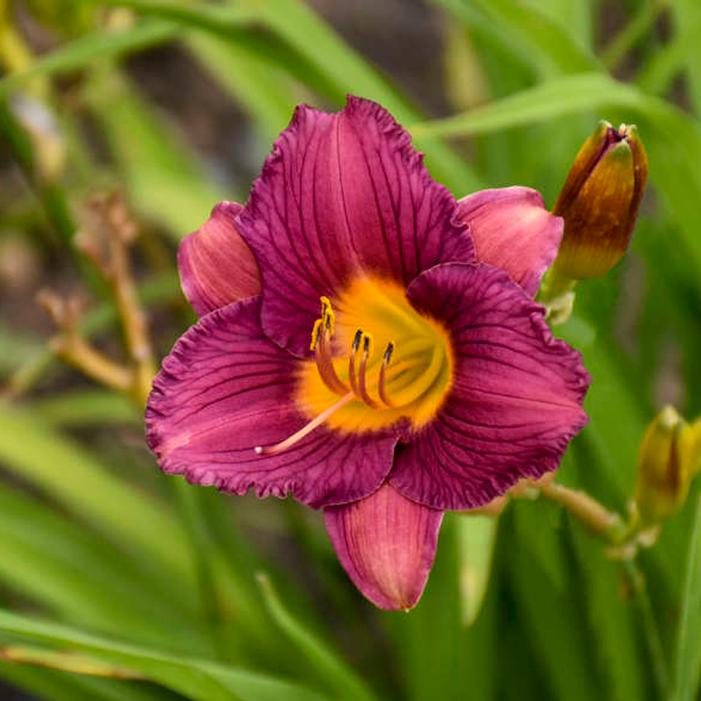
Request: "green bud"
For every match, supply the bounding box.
[634,406,694,526]
[552,121,648,280]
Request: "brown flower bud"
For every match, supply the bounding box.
[552,121,648,279]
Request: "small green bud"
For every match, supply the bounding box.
[552,121,648,280]
[634,406,694,526]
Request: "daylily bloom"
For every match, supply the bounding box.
[146,97,590,610]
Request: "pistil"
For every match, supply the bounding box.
[255,392,354,455]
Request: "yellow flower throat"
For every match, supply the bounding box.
[306,275,453,425]
[255,277,453,456]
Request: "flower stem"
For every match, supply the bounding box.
[38,197,227,658]
[535,480,670,695]
[538,267,577,325]
[621,558,670,698]
[537,480,627,543]
[602,0,669,71]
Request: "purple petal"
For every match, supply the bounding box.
[324,483,443,610]
[457,187,563,297]
[237,96,475,356]
[178,202,260,316]
[389,263,589,510]
[146,298,398,508]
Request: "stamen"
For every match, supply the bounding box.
[255,392,354,456]
[309,319,323,351]
[386,344,445,408]
[358,333,379,408]
[315,323,348,395]
[378,341,395,407]
[348,328,363,396]
[310,296,348,394]
[320,296,335,336]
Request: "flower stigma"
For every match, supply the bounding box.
[255,277,454,455]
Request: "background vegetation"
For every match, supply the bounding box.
[1,0,701,699]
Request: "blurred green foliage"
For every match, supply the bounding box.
[0,1,701,700]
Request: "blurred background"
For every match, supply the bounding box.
[1,1,701,699]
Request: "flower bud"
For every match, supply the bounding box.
[552,121,648,279]
[634,406,693,526]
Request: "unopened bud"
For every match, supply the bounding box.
[634,406,693,526]
[552,121,648,279]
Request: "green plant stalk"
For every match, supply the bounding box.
[622,558,670,698]
[0,10,75,244]
[602,0,669,70]
[535,480,670,695]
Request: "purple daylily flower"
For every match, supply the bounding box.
[146,96,590,611]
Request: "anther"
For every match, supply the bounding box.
[348,329,362,396]
[312,297,347,395]
[358,332,379,408]
[378,341,395,407]
[309,318,323,352]
[383,341,394,364]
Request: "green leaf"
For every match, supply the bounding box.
[257,574,375,701]
[89,0,481,194]
[29,390,139,426]
[0,609,327,701]
[0,20,180,100]
[0,660,175,701]
[455,514,498,627]
[433,0,597,76]
[412,72,701,276]
[387,515,466,701]
[252,0,480,194]
[0,402,193,583]
[508,502,601,701]
[186,32,296,149]
[84,0,257,34]
[671,0,701,116]
[569,528,644,701]
[0,482,208,652]
[672,494,701,701]
[84,65,226,236]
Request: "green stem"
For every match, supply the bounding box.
[622,558,670,698]
[171,481,228,660]
[535,482,670,696]
[538,266,577,325]
[602,0,669,71]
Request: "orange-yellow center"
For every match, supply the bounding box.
[296,276,453,434]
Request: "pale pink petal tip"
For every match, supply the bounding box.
[177,201,260,316]
[324,484,444,611]
[457,187,563,297]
